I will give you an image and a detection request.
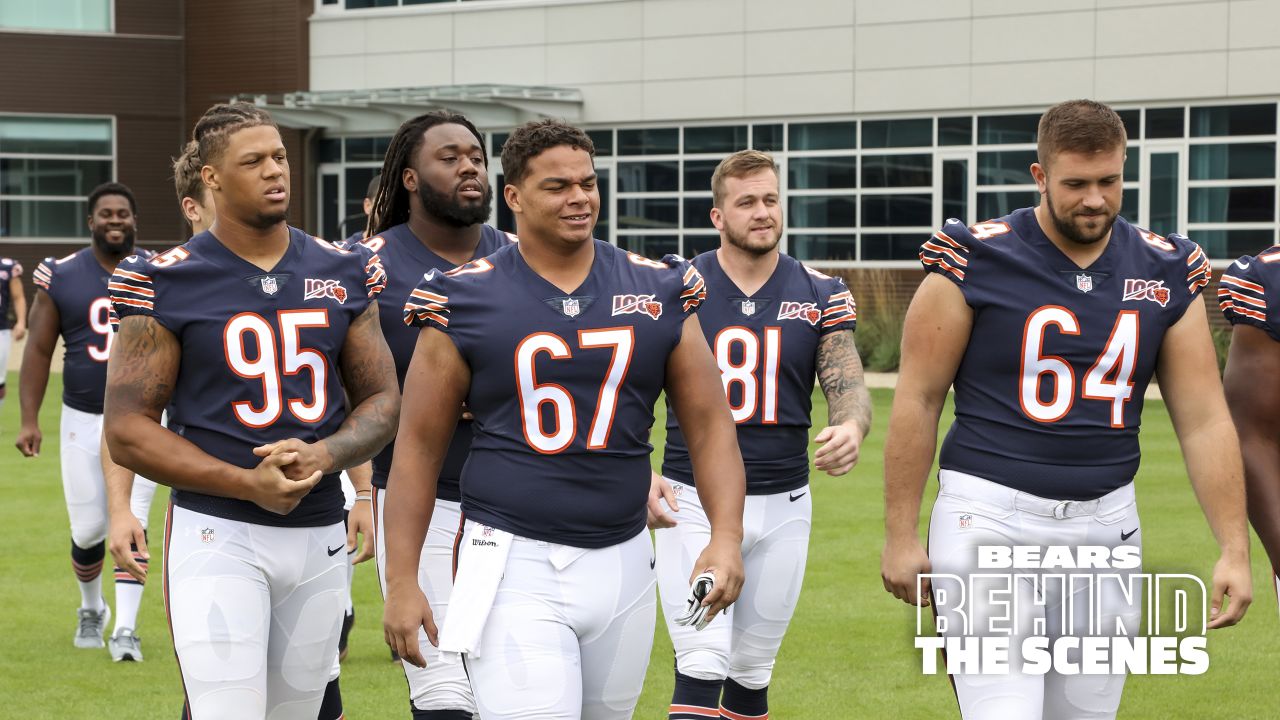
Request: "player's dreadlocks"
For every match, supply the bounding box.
[192,102,278,167]
[500,119,594,188]
[369,111,487,236]
[171,140,204,203]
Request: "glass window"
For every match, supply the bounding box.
[942,159,968,223]
[753,124,784,152]
[860,233,925,261]
[1121,190,1139,224]
[0,199,88,237]
[1189,187,1276,223]
[616,161,678,192]
[790,234,856,261]
[939,116,972,146]
[789,122,855,151]
[861,194,931,227]
[977,151,1037,186]
[0,158,111,196]
[1116,110,1140,141]
[861,154,931,188]
[319,138,342,163]
[0,117,111,155]
[345,0,398,7]
[617,234,678,259]
[683,160,719,193]
[1148,152,1179,238]
[0,0,110,32]
[587,129,612,156]
[977,190,1039,220]
[617,197,678,229]
[320,173,339,241]
[683,234,720,258]
[789,196,856,228]
[684,126,747,154]
[341,168,378,238]
[978,114,1039,144]
[789,156,857,189]
[862,119,932,149]
[618,128,679,156]
[1191,104,1277,137]
[492,133,509,157]
[1189,143,1276,180]
[1124,147,1139,182]
[682,197,715,231]
[495,173,514,233]
[1145,108,1184,139]
[1192,229,1275,260]
[344,137,390,162]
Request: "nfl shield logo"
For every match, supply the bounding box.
[562,298,580,317]
[261,276,279,295]
[959,514,973,529]
[741,300,755,316]
[1076,274,1093,293]
[200,528,215,544]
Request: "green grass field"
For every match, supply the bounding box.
[1,373,1276,718]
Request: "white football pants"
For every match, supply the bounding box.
[61,404,156,547]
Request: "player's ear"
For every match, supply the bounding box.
[180,197,199,224]
[402,167,417,193]
[504,184,522,214]
[709,206,725,231]
[1031,162,1048,194]
[201,164,220,192]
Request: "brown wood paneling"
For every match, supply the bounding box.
[115,0,182,37]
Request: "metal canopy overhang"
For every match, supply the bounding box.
[233,84,584,134]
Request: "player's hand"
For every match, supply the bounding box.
[253,438,332,480]
[244,451,323,515]
[1208,551,1252,629]
[12,323,26,342]
[647,472,679,529]
[347,498,375,564]
[383,581,438,668]
[108,511,149,583]
[15,423,41,457]
[813,421,862,476]
[882,536,932,606]
[690,536,744,625]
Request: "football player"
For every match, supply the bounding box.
[0,251,27,423]
[360,110,513,719]
[16,182,159,653]
[1220,247,1280,614]
[881,99,1251,719]
[382,119,747,720]
[653,149,870,719]
[104,102,399,719]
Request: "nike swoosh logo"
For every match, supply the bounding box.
[327,545,343,557]
[1120,528,1137,541]
[1235,259,1251,269]
[789,491,807,502]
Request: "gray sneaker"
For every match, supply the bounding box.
[74,604,110,649]
[108,627,143,662]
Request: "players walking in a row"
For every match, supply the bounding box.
[653,150,870,720]
[382,119,748,720]
[104,103,399,719]
[882,100,1252,720]
[16,182,160,658]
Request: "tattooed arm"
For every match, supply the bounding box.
[812,328,872,476]
[105,315,320,515]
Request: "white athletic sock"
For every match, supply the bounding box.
[345,549,355,614]
[79,579,105,611]
[114,582,144,633]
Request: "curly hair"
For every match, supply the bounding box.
[499,119,595,187]
[88,182,137,214]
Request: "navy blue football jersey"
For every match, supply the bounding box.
[0,257,21,330]
[358,223,514,497]
[404,240,706,548]
[662,251,857,494]
[1220,247,1280,340]
[920,209,1212,500]
[108,228,388,527]
[32,247,152,414]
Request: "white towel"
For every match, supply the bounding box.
[438,522,513,663]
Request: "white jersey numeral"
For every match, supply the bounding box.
[87,297,113,362]
[224,309,330,428]
[1019,306,1139,426]
[714,326,781,424]
[515,327,635,454]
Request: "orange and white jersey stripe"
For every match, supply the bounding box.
[1220,251,1277,334]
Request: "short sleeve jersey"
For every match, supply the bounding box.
[1220,247,1280,340]
[404,240,706,548]
[662,251,857,494]
[33,247,152,414]
[0,257,22,330]
[920,208,1212,500]
[108,228,387,527]
[358,223,514,497]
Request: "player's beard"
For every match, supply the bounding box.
[419,181,493,228]
[724,222,782,257]
[1044,188,1117,246]
[248,208,289,231]
[91,226,135,257]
